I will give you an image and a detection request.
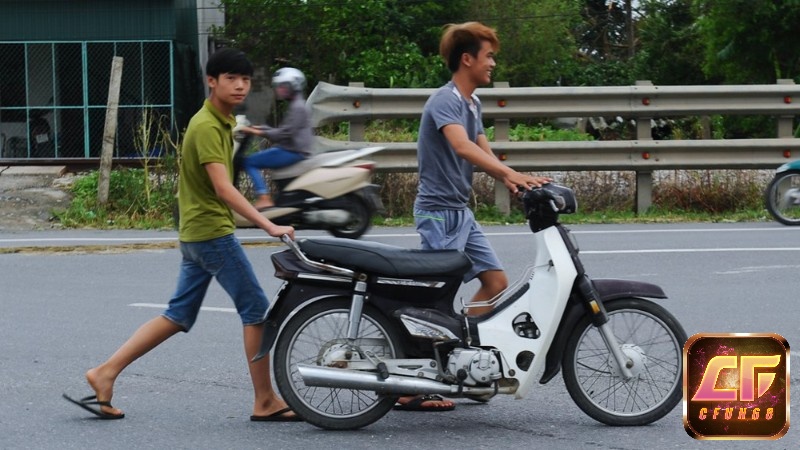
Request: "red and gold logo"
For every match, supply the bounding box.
[683,333,790,440]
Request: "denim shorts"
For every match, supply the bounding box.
[414,208,503,282]
[162,234,269,331]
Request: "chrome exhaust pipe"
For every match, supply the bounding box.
[297,364,454,395]
[297,364,514,396]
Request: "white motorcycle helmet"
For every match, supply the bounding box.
[272,67,306,93]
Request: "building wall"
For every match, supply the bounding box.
[0,0,207,159]
[0,0,180,42]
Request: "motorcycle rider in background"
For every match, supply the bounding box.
[240,67,314,210]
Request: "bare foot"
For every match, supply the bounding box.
[86,366,124,417]
[253,400,298,420]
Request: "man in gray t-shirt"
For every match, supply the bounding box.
[403,22,550,414]
[414,23,550,316]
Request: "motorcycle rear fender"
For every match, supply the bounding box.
[538,278,667,384]
[253,282,353,362]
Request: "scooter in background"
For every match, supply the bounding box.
[231,116,385,239]
[764,160,800,225]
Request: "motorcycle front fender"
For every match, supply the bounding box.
[538,278,667,384]
[776,160,800,173]
[252,282,351,362]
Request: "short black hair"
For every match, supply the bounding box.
[206,48,253,78]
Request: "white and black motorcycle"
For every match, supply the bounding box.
[255,184,687,430]
[231,116,384,239]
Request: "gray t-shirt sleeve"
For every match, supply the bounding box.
[414,84,482,210]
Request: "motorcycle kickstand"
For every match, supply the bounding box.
[360,350,390,380]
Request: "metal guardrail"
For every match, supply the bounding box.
[310,80,799,213]
[318,137,799,171]
[309,81,800,127]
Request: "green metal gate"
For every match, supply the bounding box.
[0,40,175,160]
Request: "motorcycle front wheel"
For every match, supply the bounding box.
[561,297,686,426]
[273,299,403,430]
[764,170,800,225]
[328,194,372,239]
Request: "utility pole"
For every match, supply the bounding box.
[97,56,123,205]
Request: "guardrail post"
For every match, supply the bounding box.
[492,81,511,215]
[635,80,654,214]
[348,82,366,141]
[777,79,795,138]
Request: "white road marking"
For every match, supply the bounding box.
[715,264,800,275]
[581,248,800,254]
[129,302,236,313]
[1,225,799,246]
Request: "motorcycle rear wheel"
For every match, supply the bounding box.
[561,297,686,426]
[328,194,372,239]
[273,299,403,430]
[764,170,800,225]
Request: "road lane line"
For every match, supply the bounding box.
[581,248,800,254]
[2,226,799,246]
[129,302,236,313]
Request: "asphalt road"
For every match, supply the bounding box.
[1,223,799,449]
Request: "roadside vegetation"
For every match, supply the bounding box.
[55,119,772,230]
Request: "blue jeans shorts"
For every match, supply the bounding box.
[414,208,503,282]
[162,234,269,331]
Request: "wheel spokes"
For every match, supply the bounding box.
[574,309,681,415]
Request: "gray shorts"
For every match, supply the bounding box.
[414,208,503,282]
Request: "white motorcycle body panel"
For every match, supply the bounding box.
[476,226,577,399]
[285,166,372,198]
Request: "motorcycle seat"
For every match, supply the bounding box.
[298,238,472,278]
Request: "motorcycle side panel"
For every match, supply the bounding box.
[285,167,371,198]
[476,226,578,399]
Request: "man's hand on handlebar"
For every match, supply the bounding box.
[267,224,294,240]
[505,173,552,196]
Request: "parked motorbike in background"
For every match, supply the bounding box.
[255,184,687,430]
[231,116,384,239]
[764,160,800,225]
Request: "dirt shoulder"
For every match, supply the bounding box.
[0,166,74,232]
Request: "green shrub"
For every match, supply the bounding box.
[57,166,177,229]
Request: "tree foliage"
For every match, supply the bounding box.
[215,0,800,91]
[216,0,468,88]
[693,0,800,83]
[465,0,583,87]
[632,0,708,85]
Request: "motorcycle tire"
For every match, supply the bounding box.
[561,297,686,426]
[273,299,403,430]
[328,194,372,239]
[764,170,800,226]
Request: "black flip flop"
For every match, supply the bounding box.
[393,394,456,412]
[250,407,303,422]
[62,393,125,420]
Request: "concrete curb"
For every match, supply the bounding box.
[0,165,67,176]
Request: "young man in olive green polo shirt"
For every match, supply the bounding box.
[64,49,300,422]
